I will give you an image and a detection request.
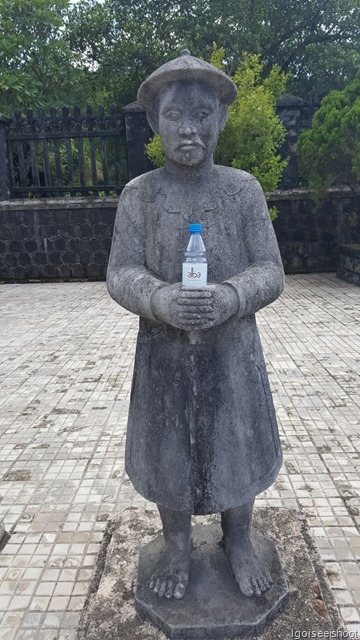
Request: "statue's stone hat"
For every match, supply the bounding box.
[137,49,237,110]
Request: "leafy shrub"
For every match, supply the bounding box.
[146,132,165,168]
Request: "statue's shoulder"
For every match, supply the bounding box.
[121,168,165,202]
[215,165,261,197]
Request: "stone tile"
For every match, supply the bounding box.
[22,568,43,581]
[58,570,77,582]
[42,569,61,582]
[0,596,12,611]
[61,612,81,629]
[29,596,51,612]
[15,632,38,640]
[348,576,360,590]
[2,611,24,628]
[68,596,85,611]
[334,590,355,606]
[41,612,63,628]
[53,583,73,597]
[7,595,32,610]
[37,632,61,640]
[49,595,70,611]
[341,607,360,623]
[35,583,56,598]
[21,611,44,628]
[71,583,87,596]
[1,629,17,640]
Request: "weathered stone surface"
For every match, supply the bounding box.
[107,163,284,516]
[108,54,285,604]
[275,95,306,190]
[0,198,116,281]
[107,54,285,527]
[270,189,360,274]
[0,518,5,543]
[337,243,360,286]
[77,508,345,640]
[135,525,288,639]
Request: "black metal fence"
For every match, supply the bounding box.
[1,105,126,199]
[0,95,318,200]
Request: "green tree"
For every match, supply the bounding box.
[297,70,360,203]
[0,0,93,114]
[247,0,360,98]
[67,0,183,108]
[68,0,360,104]
[146,50,288,218]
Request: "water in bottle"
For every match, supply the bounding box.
[182,223,207,287]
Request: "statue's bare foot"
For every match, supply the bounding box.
[223,533,273,597]
[149,537,190,600]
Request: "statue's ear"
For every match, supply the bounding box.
[146,108,159,134]
[218,104,228,132]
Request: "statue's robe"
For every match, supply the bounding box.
[107,165,284,514]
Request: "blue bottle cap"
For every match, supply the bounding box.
[189,223,202,233]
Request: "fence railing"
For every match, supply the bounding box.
[0,95,318,200]
[1,105,127,199]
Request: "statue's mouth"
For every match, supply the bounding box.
[177,141,205,150]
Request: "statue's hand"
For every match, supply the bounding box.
[178,284,239,330]
[151,283,238,331]
[151,283,214,331]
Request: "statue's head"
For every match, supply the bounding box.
[137,50,237,168]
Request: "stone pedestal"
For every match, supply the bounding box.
[77,508,345,640]
[135,526,288,639]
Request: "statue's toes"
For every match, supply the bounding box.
[152,577,162,594]
[239,577,254,597]
[158,579,167,598]
[173,581,186,600]
[251,577,262,597]
[260,574,272,592]
[165,579,174,599]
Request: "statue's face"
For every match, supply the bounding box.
[156,80,224,168]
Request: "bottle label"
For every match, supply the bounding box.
[182,263,208,287]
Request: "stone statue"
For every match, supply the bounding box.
[107,50,284,603]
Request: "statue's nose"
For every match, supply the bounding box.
[178,123,197,136]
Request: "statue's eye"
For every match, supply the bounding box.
[196,111,210,122]
[163,110,181,120]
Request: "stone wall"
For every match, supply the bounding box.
[337,244,360,286]
[270,189,360,273]
[0,190,359,281]
[0,198,116,281]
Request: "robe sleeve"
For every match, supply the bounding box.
[224,179,284,318]
[106,182,166,320]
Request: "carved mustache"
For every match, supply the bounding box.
[175,140,206,150]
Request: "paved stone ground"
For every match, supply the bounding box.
[0,273,359,640]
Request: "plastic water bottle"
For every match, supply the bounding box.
[182,223,207,287]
